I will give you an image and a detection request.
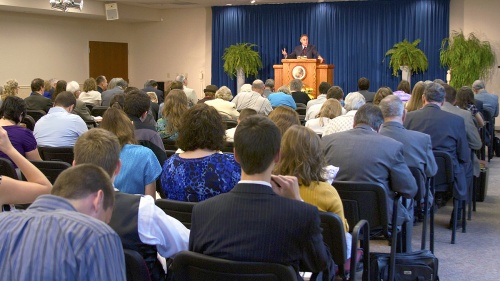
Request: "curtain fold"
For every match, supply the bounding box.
[211,0,450,96]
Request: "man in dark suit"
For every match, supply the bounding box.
[142,79,164,104]
[356,77,376,103]
[190,115,335,281]
[404,82,470,202]
[321,104,417,229]
[282,34,324,63]
[24,78,52,113]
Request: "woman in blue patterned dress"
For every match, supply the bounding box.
[161,103,241,202]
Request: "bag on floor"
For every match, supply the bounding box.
[370,250,439,281]
[369,195,439,281]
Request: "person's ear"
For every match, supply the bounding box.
[233,148,240,164]
[92,190,105,214]
[402,109,407,122]
[274,150,281,164]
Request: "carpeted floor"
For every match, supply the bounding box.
[369,154,500,281]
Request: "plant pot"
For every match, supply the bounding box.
[236,68,245,93]
[400,66,411,86]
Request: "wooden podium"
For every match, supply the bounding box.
[273,59,334,98]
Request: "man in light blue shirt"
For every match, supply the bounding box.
[34,91,88,147]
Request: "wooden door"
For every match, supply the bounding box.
[89,41,128,82]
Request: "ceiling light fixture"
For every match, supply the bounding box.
[250,0,256,3]
[49,0,83,12]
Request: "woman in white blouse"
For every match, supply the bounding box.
[305,99,343,135]
[78,78,102,106]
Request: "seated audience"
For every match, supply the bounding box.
[306,86,346,120]
[34,91,88,147]
[100,108,161,197]
[456,86,485,128]
[74,129,189,280]
[175,75,198,107]
[205,86,240,120]
[356,77,376,103]
[67,80,94,122]
[393,80,411,102]
[52,80,67,102]
[0,96,42,167]
[305,99,343,135]
[2,80,19,102]
[157,89,188,140]
[372,86,393,105]
[322,104,417,251]
[142,79,164,104]
[147,91,160,120]
[263,78,275,98]
[290,78,311,105]
[274,124,351,257]
[96,75,107,93]
[101,78,127,107]
[161,103,241,202]
[24,78,52,113]
[0,164,126,280]
[307,82,330,109]
[189,115,336,280]
[78,77,102,106]
[267,85,297,109]
[268,105,301,137]
[0,126,51,206]
[322,91,365,137]
[225,108,257,142]
[472,80,498,119]
[124,89,166,165]
[43,79,56,100]
[198,84,218,103]
[405,81,425,112]
[231,80,273,115]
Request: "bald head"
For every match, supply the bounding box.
[252,79,265,95]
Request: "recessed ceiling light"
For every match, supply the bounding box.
[251,0,255,3]
[226,3,232,5]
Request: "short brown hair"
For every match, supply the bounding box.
[358,77,370,90]
[124,89,150,118]
[74,128,121,177]
[55,91,76,107]
[51,164,115,210]
[268,106,300,136]
[176,103,225,151]
[373,87,393,105]
[274,125,325,185]
[234,115,281,175]
[326,86,344,100]
[83,78,97,92]
[100,107,137,148]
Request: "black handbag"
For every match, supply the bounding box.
[370,194,439,281]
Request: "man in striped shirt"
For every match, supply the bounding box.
[0,164,126,280]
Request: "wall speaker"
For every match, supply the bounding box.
[105,3,119,20]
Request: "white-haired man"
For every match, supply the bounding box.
[67,80,94,122]
[175,75,198,107]
[322,91,365,137]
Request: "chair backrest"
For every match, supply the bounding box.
[21,115,36,131]
[295,107,306,115]
[220,141,234,153]
[0,157,18,179]
[223,119,238,130]
[432,151,454,193]
[333,181,389,234]
[26,110,46,122]
[22,160,71,184]
[85,120,98,129]
[90,106,108,117]
[318,212,348,277]
[37,146,75,165]
[155,199,196,229]
[408,166,426,202]
[84,103,95,112]
[162,138,178,151]
[172,251,298,281]
[124,249,151,281]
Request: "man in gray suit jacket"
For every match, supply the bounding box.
[404,82,470,201]
[322,104,417,231]
[190,115,335,281]
[379,95,438,183]
[101,78,127,107]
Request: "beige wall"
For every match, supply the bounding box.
[450,0,500,124]
[0,7,211,99]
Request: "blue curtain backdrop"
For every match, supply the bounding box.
[211,0,450,95]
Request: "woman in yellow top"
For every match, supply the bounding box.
[274,125,352,258]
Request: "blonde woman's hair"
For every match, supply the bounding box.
[406,81,425,112]
[215,86,233,101]
[273,125,326,185]
[162,89,188,135]
[2,79,19,100]
[317,99,342,126]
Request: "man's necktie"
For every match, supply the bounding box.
[302,47,307,56]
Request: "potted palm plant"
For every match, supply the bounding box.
[222,43,263,92]
[440,31,496,88]
[384,39,428,85]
